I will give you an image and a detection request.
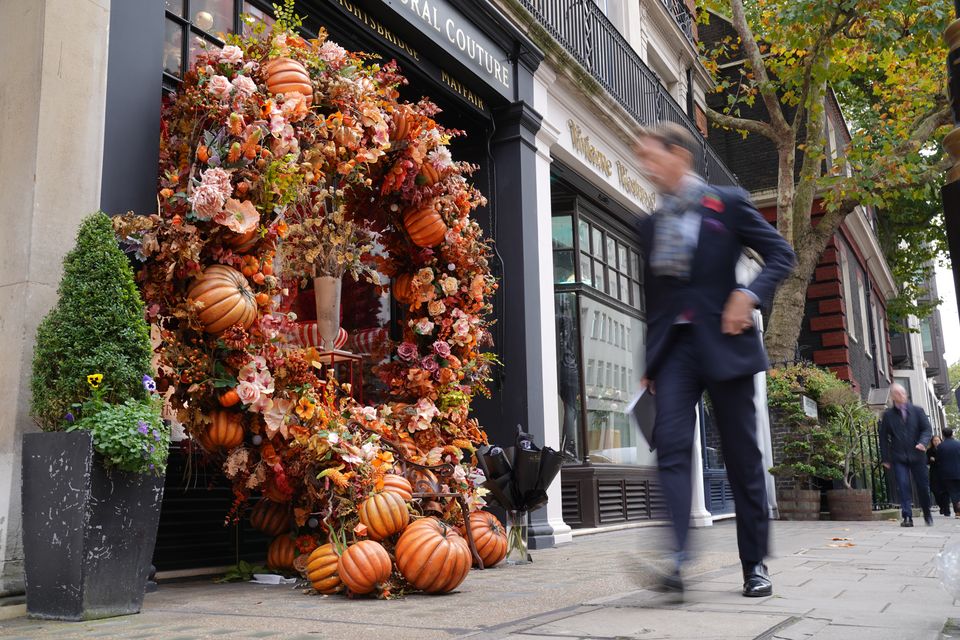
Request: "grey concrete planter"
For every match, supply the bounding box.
[22,431,164,620]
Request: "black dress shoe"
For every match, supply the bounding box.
[925,513,934,526]
[742,562,772,598]
[901,517,914,527]
[652,568,684,601]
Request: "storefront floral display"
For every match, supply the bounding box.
[113,3,500,596]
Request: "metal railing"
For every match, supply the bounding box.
[520,0,738,186]
[660,0,696,46]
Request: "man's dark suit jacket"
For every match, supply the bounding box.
[879,404,933,464]
[934,437,960,480]
[637,185,795,382]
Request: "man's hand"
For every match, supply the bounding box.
[915,444,927,452]
[640,377,655,395]
[882,462,891,470]
[722,290,756,336]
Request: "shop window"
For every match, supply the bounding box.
[551,186,648,466]
[164,1,274,87]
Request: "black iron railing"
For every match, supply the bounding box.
[520,0,738,186]
[660,0,696,46]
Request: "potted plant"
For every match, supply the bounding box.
[820,386,877,520]
[767,364,845,520]
[23,212,168,620]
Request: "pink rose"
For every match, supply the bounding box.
[414,318,435,336]
[420,356,439,373]
[207,74,232,100]
[231,74,257,98]
[236,380,261,406]
[219,45,243,65]
[214,198,259,234]
[397,342,418,361]
[433,341,451,358]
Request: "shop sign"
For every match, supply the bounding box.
[567,119,656,210]
[383,0,512,98]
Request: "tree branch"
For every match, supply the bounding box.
[728,0,791,136]
[792,10,856,135]
[705,107,778,140]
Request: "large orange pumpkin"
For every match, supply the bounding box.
[249,500,291,537]
[467,511,507,568]
[381,474,413,501]
[267,535,297,571]
[392,273,416,305]
[262,57,312,102]
[305,543,341,594]
[358,491,409,541]
[187,265,257,334]
[403,203,447,247]
[198,410,244,451]
[337,540,392,595]
[395,517,471,593]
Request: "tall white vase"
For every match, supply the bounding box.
[313,275,342,351]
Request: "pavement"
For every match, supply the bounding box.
[2,515,960,639]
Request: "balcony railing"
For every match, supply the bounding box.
[519,0,738,186]
[660,0,696,46]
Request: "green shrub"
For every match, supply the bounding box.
[31,212,154,430]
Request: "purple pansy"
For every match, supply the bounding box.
[137,420,150,435]
[142,375,157,393]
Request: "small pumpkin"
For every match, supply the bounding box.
[403,203,447,247]
[392,273,416,305]
[337,540,392,595]
[262,57,312,102]
[249,499,291,537]
[381,474,413,501]
[267,534,297,571]
[187,265,257,334]
[305,543,342,594]
[418,162,441,186]
[395,517,471,593]
[467,511,507,568]
[358,491,409,541]
[218,388,240,407]
[240,255,260,277]
[199,410,244,451]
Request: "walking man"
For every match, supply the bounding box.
[933,427,960,517]
[879,383,933,527]
[634,123,795,598]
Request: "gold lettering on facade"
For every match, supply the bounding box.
[440,71,487,111]
[337,0,421,61]
[568,120,612,177]
[616,161,656,210]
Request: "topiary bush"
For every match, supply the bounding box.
[30,212,166,475]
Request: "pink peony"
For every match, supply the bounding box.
[214,198,259,234]
[219,45,243,65]
[207,74,232,100]
[318,40,347,65]
[397,342,418,361]
[231,74,257,98]
[189,183,225,220]
[432,341,451,358]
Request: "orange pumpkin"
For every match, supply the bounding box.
[267,535,297,571]
[358,491,409,541]
[418,162,441,186]
[381,474,413,501]
[199,410,244,451]
[395,517,471,593]
[337,540,392,595]
[249,500,291,537]
[392,273,416,305]
[405,467,439,494]
[240,255,260,277]
[305,543,341,594]
[390,108,411,140]
[218,389,240,407]
[187,265,257,333]
[262,57,312,102]
[467,511,507,568]
[403,203,447,247]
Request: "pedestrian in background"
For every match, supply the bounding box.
[934,427,960,518]
[879,383,933,527]
[928,435,950,516]
[633,123,795,599]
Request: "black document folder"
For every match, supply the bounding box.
[626,388,657,451]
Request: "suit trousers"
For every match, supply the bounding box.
[892,457,931,519]
[653,326,768,565]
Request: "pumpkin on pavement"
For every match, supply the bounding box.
[395,517,471,593]
[337,540,392,595]
[267,534,297,571]
[467,511,507,568]
[305,543,342,594]
[187,264,257,334]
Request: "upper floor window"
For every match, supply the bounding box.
[839,247,857,342]
[921,318,934,353]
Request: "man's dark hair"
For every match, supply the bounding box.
[642,122,700,160]
[945,427,954,439]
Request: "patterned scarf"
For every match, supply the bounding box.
[649,173,708,281]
